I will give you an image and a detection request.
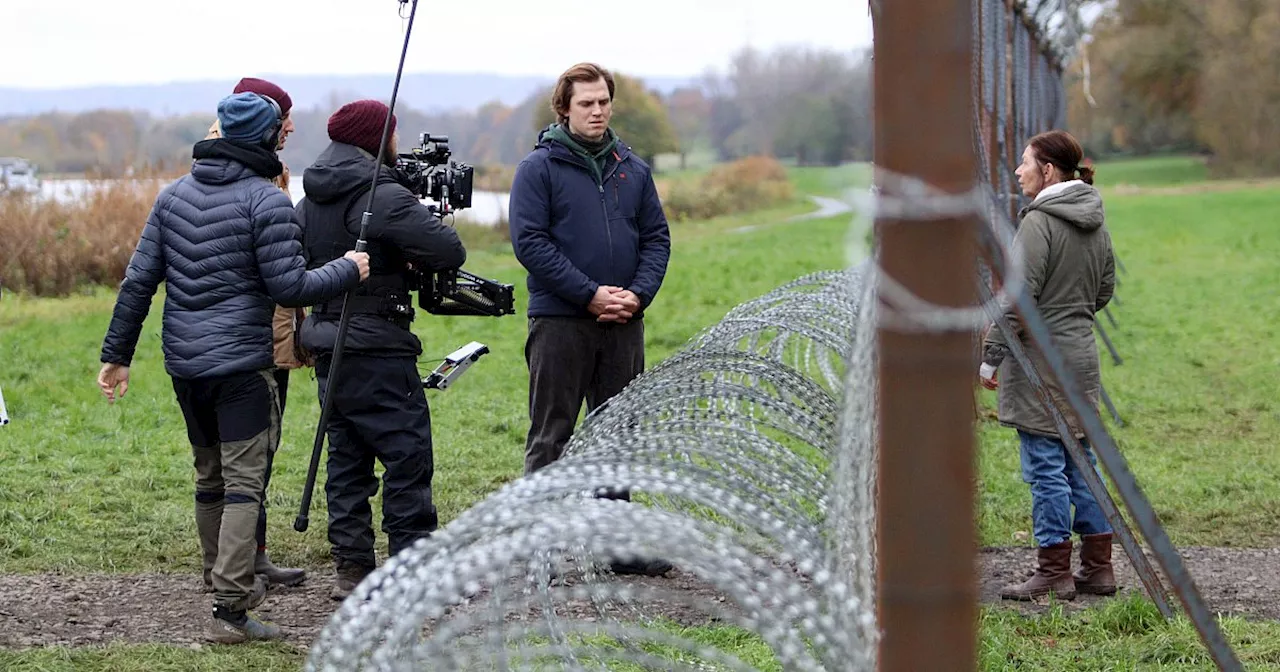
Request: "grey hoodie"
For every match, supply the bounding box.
[982,180,1116,438]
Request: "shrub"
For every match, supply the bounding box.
[657,156,795,222]
[472,164,516,192]
[1,178,168,297]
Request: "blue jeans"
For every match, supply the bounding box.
[1018,430,1112,547]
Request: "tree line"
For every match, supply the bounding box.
[0,45,873,177]
[1067,0,1280,176]
[9,10,1279,183]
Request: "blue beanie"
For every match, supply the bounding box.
[216,92,278,144]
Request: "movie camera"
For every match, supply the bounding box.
[395,132,515,319]
[396,133,474,216]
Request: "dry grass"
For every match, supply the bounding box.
[472,163,516,192]
[0,177,171,297]
[3,158,795,297]
[657,156,796,222]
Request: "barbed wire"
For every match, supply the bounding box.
[303,3,1090,670]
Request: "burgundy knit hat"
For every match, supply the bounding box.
[232,77,292,115]
[328,100,396,156]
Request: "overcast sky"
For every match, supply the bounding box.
[2,1,874,89]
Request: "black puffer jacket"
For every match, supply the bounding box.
[298,142,466,358]
[100,140,361,379]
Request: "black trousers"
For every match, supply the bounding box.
[523,317,644,483]
[316,354,436,568]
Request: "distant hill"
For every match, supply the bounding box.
[0,72,698,117]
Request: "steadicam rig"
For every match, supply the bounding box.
[393,133,514,318]
[417,269,515,317]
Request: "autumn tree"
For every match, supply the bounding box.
[700,46,872,165]
[1066,0,1203,155]
[1068,0,1280,176]
[1194,0,1280,176]
[665,87,712,169]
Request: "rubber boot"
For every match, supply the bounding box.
[610,558,674,576]
[609,551,674,577]
[1074,533,1118,595]
[255,549,307,587]
[1000,540,1077,601]
[196,499,223,593]
[206,605,282,644]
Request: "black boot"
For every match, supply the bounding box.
[206,605,281,644]
[609,554,674,577]
[331,559,374,601]
[255,549,306,587]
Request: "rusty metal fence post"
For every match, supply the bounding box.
[869,0,1247,669]
[873,1,980,670]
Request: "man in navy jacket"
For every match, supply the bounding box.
[508,62,672,575]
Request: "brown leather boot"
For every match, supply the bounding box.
[1074,533,1117,595]
[1000,540,1077,601]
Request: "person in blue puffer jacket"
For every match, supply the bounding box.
[95,92,369,644]
[508,61,673,576]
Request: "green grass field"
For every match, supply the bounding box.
[977,162,1280,549]
[2,155,1279,669]
[1091,154,1210,188]
[0,180,847,575]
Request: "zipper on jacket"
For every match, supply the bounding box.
[600,154,624,268]
[599,183,614,266]
[550,151,618,267]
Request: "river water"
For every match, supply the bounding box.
[35,177,510,227]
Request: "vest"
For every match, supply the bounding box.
[299,184,416,325]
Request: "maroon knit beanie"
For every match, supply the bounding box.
[232,77,293,115]
[328,100,397,156]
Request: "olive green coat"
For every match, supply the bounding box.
[982,181,1116,438]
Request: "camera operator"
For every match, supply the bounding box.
[296,99,466,600]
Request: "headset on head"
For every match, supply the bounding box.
[252,93,284,149]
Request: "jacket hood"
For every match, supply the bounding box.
[190,138,282,184]
[302,141,397,205]
[191,158,259,186]
[1024,181,1105,231]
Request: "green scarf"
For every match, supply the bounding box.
[543,123,618,185]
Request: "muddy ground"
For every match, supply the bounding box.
[1,545,1276,651]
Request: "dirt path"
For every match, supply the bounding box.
[730,195,855,234]
[980,545,1280,620]
[1,546,1277,651]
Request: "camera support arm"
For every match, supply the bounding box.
[423,341,490,390]
[295,0,420,533]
